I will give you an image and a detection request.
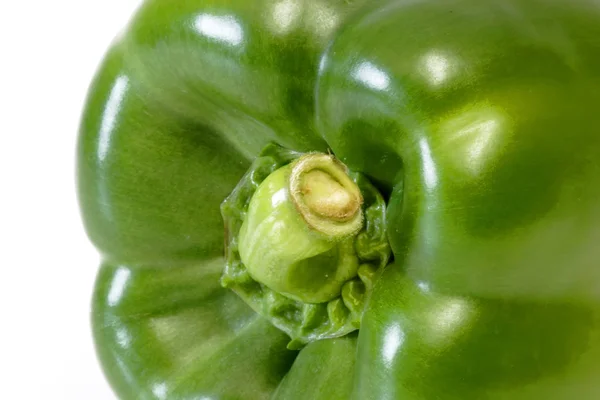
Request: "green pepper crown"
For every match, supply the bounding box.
[221,143,391,349]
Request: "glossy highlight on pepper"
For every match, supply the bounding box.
[78,0,600,399]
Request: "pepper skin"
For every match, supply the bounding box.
[78,0,600,399]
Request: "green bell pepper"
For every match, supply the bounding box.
[77,0,600,398]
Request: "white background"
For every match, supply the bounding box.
[1,1,143,398]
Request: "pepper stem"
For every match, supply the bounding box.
[236,153,365,303]
[290,153,363,239]
[221,143,391,345]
